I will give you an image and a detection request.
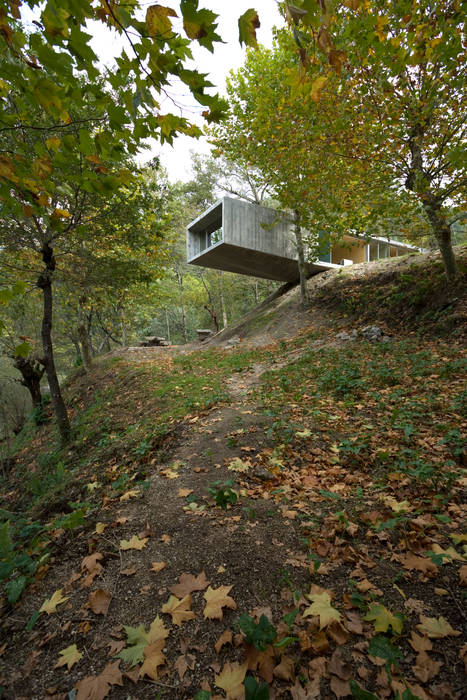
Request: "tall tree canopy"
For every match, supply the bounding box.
[282,0,466,279]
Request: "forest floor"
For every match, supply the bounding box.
[0,248,466,700]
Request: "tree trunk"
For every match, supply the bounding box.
[294,210,308,308]
[165,309,171,343]
[217,271,228,328]
[175,268,188,344]
[422,195,458,281]
[37,242,71,444]
[254,280,260,304]
[77,298,93,372]
[13,356,44,409]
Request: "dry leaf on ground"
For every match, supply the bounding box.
[416,616,461,638]
[75,660,123,700]
[55,644,82,670]
[88,589,111,616]
[161,594,195,626]
[215,661,247,700]
[203,585,237,620]
[119,535,148,550]
[170,571,210,597]
[39,589,69,615]
[151,562,166,573]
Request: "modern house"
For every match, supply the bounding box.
[187,196,421,282]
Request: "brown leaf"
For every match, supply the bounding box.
[459,565,467,586]
[88,589,111,616]
[273,655,295,682]
[412,651,442,683]
[328,620,350,645]
[203,585,237,620]
[81,553,104,587]
[170,571,210,597]
[215,629,233,654]
[328,650,352,681]
[75,661,123,700]
[107,639,125,656]
[174,654,188,680]
[119,535,147,551]
[345,611,363,635]
[160,533,171,543]
[120,565,138,576]
[409,632,432,653]
[245,645,275,683]
[161,594,195,626]
[151,561,166,573]
[330,675,351,698]
[399,552,438,577]
[178,488,193,498]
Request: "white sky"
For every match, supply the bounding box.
[89,1,284,182]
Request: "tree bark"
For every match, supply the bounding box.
[77,297,93,372]
[422,194,458,281]
[294,210,308,308]
[175,267,188,343]
[13,356,44,409]
[217,271,228,328]
[37,242,71,444]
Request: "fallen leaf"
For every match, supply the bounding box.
[273,655,295,681]
[139,640,166,680]
[170,571,210,597]
[459,565,467,586]
[328,649,352,680]
[364,604,403,634]
[303,591,341,628]
[55,644,82,670]
[81,553,104,587]
[117,616,169,667]
[215,629,233,654]
[120,565,138,576]
[88,589,111,616]
[119,488,140,501]
[215,661,247,699]
[416,616,461,638]
[119,535,147,551]
[409,632,432,653]
[151,562,166,573]
[399,552,438,576]
[177,488,193,498]
[412,650,442,683]
[203,585,237,620]
[160,534,171,543]
[161,594,195,626]
[75,660,123,700]
[95,523,107,534]
[330,675,351,698]
[39,589,69,615]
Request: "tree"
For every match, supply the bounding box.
[283,0,466,280]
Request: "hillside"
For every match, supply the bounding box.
[0,248,466,700]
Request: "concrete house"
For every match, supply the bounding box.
[187,196,421,282]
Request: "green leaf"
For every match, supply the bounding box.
[26,610,40,632]
[350,680,379,699]
[244,675,270,699]
[0,522,13,557]
[364,604,403,635]
[14,342,31,359]
[116,641,147,667]
[238,614,276,651]
[193,692,211,700]
[5,575,27,604]
[238,9,260,48]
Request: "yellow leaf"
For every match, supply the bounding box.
[203,585,237,620]
[45,137,61,151]
[146,4,177,37]
[161,594,195,627]
[151,561,166,573]
[39,588,69,615]
[55,644,82,670]
[364,604,403,634]
[51,208,71,219]
[119,535,148,551]
[310,76,327,103]
[303,591,341,628]
[215,661,248,700]
[139,639,166,680]
[95,522,107,534]
[431,543,465,562]
[416,616,461,638]
[119,488,140,501]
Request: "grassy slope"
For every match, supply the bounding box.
[0,247,466,699]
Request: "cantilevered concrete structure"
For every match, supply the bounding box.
[187,196,420,282]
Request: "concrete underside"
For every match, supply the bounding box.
[188,242,337,282]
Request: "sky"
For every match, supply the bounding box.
[89,1,284,182]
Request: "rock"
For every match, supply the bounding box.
[196,329,214,342]
[140,336,170,347]
[252,466,275,482]
[225,335,241,348]
[336,329,359,342]
[360,325,385,342]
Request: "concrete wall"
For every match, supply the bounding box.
[222,198,296,259]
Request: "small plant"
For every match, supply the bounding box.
[238,613,277,650]
[207,479,238,509]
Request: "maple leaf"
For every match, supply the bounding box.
[95,522,107,534]
[215,629,233,653]
[399,552,438,576]
[303,591,341,628]
[55,644,82,670]
[170,571,210,597]
[203,585,237,620]
[364,604,403,635]
[177,488,193,498]
[119,488,140,501]
[117,616,169,667]
[119,535,148,550]
[161,594,195,626]
[39,589,69,615]
[139,640,167,680]
[228,457,251,472]
[416,616,461,639]
[215,661,247,699]
[88,589,111,616]
[75,660,123,700]
[412,650,442,683]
